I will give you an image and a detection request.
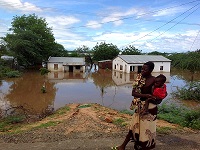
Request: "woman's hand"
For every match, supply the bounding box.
[144,94,152,98]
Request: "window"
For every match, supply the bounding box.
[160,66,163,71]
[120,73,123,78]
[120,65,123,70]
[130,66,135,72]
[54,64,58,70]
[54,72,58,78]
[115,65,116,69]
[76,66,80,69]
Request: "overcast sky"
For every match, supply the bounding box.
[0,0,200,53]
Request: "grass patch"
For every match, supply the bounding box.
[33,121,60,129]
[158,103,200,130]
[54,106,70,115]
[0,115,26,132]
[113,118,127,127]
[157,127,172,134]
[120,109,134,115]
[78,104,92,108]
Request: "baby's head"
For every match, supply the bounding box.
[154,74,166,88]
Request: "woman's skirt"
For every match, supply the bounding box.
[129,102,157,150]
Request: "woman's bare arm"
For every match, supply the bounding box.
[132,88,152,99]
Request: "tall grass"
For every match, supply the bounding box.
[158,103,200,130]
[173,82,200,101]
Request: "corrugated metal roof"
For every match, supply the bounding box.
[118,55,171,64]
[48,57,85,65]
[98,60,112,63]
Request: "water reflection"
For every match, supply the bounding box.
[0,68,199,117]
[1,71,56,115]
[170,68,200,82]
[112,71,171,85]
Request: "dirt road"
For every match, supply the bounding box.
[0,103,199,150]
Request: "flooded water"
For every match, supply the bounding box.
[0,67,199,116]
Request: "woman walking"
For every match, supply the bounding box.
[112,61,165,150]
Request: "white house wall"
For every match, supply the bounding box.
[113,57,142,73]
[48,63,64,72]
[112,57,128,72]
[113,57,171,73]
[112,71,138,85]
[153,62,171,72]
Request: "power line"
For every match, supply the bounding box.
[190,30,200,51]
[121,3,200,48]
[59,0,200,29]
[136,5,200,50]
[0,0,200,18]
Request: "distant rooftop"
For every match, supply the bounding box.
[118,55,171,64]
[48,57,85,65]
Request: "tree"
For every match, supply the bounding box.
[0,39,9,56]
[147,51,168,56]
[74,45,90,56]
[92,42,120,61]
[2,14,66,67]
[121,45,141,55]
[51,43,68,57]
[168,51,200,81]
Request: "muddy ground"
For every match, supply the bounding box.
[0,103,199,150]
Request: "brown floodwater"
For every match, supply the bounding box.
[0,67,199,116]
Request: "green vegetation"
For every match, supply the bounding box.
[78,104,92,108]
[156,127,172,134]
[0,115,25,132]
[55,106,71,115]
[4,70,21,78]
[158,103,200,130]
[120,109,134,115]
[33,121,60,129]
[1,14,67,68]
[92,42,120,61]
[173,82,200,101]
[121,45,142,55]
[167,51,200,73]
[39,68,50,75]
[0,59,21,78]
[113,118,127,127]
[41,85,46,93]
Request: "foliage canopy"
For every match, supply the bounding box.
[121,45,141,55]
[92,42,120,61]
[167,51,200,73]
[2,14,67,67]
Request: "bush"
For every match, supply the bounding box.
[183,109,200,129]
[39,68,50,76]
[158,103,200,130]
[4,70,22,78]
[173,82,200,101]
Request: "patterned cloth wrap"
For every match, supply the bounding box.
[130,74,146,111]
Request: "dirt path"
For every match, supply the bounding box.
[0,103,199,150]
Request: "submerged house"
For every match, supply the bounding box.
[112,55,171,73]
[98,60,112,69]
[47,57,85,72]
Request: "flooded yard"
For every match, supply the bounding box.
[0,67,199,116]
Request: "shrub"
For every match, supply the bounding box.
[173,82,200,101]
[183,109,200,129]
[4,70,22,78]
[158,103,200,130]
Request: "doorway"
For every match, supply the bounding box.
[138,66,142,73]
[69,66,73,72]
